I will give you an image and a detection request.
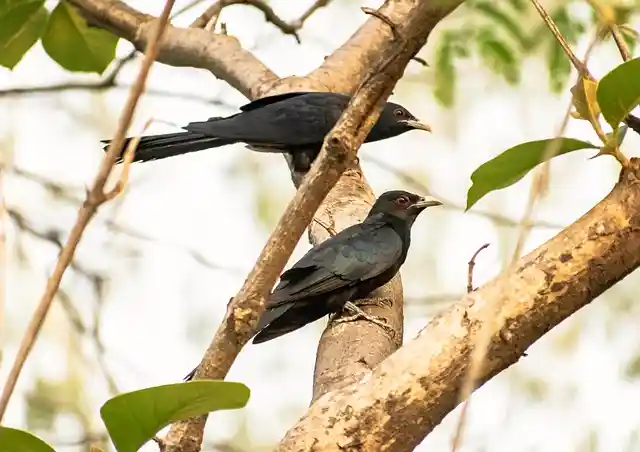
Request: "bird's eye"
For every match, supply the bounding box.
[393,108,405,117]
[395,196,410,206]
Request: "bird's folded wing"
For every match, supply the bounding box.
[269,224,402,305]
[239,92,311,112]
[183,94,346,147]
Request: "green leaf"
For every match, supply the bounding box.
[100,381,250,452]
[507,0,528,13]
[433,31,458,107]
[0,0,48,69]
[472,2,530,51]
[546,38,571,93]
[597,57,640,129]
[41,1,118,73]
[0,0,41,43]
[476,28,520,84]
[466,138,598,210]
[0,426,56,452]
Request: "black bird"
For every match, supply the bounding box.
[102,92,431,172]
[251,190,441,344]
[184,190,441,380]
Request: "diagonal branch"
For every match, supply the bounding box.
[68,0,279,99]
[0,0,176,421]
[162,10,440,448]
[190,0,327,42]
[276,158,640,452]
[306,0,464,92]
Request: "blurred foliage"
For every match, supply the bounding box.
[25,375,87,431]
[624,352,640,379]
[465,56,640,209]
[433,0,639,107]
[228,153,289,231]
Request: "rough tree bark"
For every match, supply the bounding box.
[275,160,640,450]
[64,0,640,451]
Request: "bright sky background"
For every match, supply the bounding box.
[2,1,640,451]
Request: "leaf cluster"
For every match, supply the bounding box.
[0,0,117,72]
[433,0,638,106]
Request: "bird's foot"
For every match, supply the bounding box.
[352,296,393,309]
[330,301,395,337]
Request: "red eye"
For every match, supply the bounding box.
[395,196,410,206]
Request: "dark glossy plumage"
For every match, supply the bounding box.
[101,92,431,172]
[251,190,441,344]
[183,190,441,381]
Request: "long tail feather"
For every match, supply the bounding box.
[252,301,329,344]
[101,132,238,163]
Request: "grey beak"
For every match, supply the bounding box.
[413,196,443,210]
[401,119,432,132]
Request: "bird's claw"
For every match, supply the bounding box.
[352,296,392,309]
[330,301,395,337]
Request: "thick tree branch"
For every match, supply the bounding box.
[277,158,640,451]
[64,0,464,449]
[305,0,464,92]
[280,0,465,403]
[68,0,279,99]
[162,13,428,451]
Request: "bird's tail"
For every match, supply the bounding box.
[183,304,297,381]
[101,132,238,163]
[252,301,329,344]
[182,301,327,380]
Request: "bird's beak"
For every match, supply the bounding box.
[412,196,443,210]
[401,119,432,132]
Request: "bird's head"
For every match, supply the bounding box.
[369,190,442,224]
[368,102,432,141]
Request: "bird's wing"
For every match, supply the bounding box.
[183,94,347,147]
[239,92,312,112]
[269,222,402,305]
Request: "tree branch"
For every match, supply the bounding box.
[0,0,176,421]
[305,0,464,92]
[276,158,640,451]
[67,0,279,99]
[62,0,462,449]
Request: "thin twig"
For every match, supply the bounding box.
[0,168,5,366]
[0,0,176,421]
[467,244,489,293]
[191,0,330,43]
[530,0,586,73]
[450,243,490,451]
[511,32,600,263]
[163,19,411,449]
[293,0,331,28]
[450,18,601,452]
[1,0,217,99]
[361,7,400,40]
[533,0,629,165]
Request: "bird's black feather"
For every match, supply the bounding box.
[183,190,440,380]
[101,92,430,172]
